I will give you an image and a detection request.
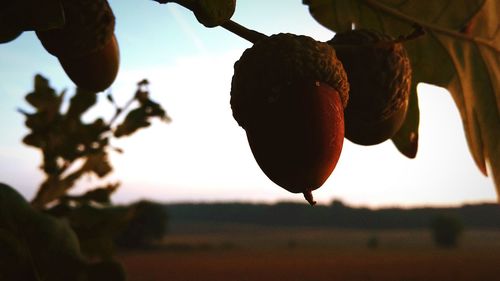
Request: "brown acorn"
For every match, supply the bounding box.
[328,29,411,145]
[36,0,119,92]
[231,33,349,205]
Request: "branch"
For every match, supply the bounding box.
[31,167,86,209]
[152,0,268,44]
[221,20,268,44]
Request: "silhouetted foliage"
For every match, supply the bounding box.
[115,200,168,248]
[430,215,463,248]
[367,235,379,249]
[0,184,126,281]
[19,75,169,209]
[0,75,169,279]
[166,202,500,230]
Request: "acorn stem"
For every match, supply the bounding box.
[157,0,268,44]
[303,191,317,206]
[221,20,268,44]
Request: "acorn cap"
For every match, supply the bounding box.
[231,33,349,130]
[329,29,411,124]
[36,0,115,59]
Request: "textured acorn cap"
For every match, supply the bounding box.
[230,33,349,130]
[329,29,411,126]
[36,0,115,59]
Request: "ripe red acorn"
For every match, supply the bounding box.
[231,33,349,205]
[36,0,119,92]
[245,82,345,200]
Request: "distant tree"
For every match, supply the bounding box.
[430,215,463,248]
[367,235,379,249]
[115,200,168,248]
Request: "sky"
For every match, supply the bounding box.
[0,0,497,207]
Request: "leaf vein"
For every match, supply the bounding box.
[364,0,499,52]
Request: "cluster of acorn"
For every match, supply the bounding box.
[230,29,412,205]
[2,0,412,205]
[1,0,119,93]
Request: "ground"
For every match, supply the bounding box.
[118,224,500,281]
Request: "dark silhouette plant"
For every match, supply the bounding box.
[0,74,170,278]
[19,75,170,210]
[0,0,499,280]
[430,215,464,248]
[115,200,169,248]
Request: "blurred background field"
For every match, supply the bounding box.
[118,202,500,281]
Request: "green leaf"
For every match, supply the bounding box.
[304,0,500,195]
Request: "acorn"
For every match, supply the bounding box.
[328,29,411,145]
[36,0,119,92]
[0,28,22,44]
[231,33,349,205]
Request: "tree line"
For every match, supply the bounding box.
[165,201,500,229]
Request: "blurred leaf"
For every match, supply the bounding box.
[67,204,134,258]
[80,183,120,204]
[114,108,151,138]
[135,89,150,105]
[114,79,170,135]
[304,0,500,193]
[26,74,64,113]
[115,110,148,137]
[0,183,126,280]
[22,132,45,148]
[138,79,149,86]
[64,183,121,205]
[32,169,86,208]
[0,183,86,280]
[66,87,98,119]
[115,200,168,248]
[83,151,113,178]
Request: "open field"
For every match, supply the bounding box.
[118,225,500,281]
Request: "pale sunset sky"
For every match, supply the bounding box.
[0,1,496,207]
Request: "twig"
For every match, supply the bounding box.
[221,20,268,44]
[108,95,136,127]
[154,0,268,44]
